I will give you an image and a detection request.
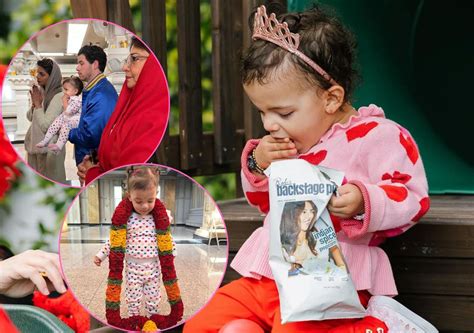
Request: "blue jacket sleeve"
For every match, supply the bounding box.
[69,88,116,149]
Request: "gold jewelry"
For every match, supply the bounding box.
[252,148,266,174]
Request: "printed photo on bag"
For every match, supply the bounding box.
[267,159,365,323]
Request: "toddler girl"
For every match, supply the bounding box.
[94,166,180,324]
[185,3,437,333]
[36,76,83,153]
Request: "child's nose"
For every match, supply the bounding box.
[263,118,280,133]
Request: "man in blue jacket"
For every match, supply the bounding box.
[69,45,118,166]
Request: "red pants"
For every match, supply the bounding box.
[184,277,374,333]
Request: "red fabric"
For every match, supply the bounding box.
[298,150,328,165]
[0,64,7,87]
[381,171,412,184]
[84,165,101,184]
[345,122,378,142]
[33,290,90,333]
[87,56,168,182]
[184,277,376,333]
[0,122,20,198]
[411,197,430,222]
[399,131,419,164]
[0,307,19,333]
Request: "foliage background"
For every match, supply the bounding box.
[0,0,236,201]
[0,163,78,253]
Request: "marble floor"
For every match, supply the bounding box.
[60,225,227,329]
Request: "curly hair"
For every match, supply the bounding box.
[242,1,360,102]
[77,45,107,72]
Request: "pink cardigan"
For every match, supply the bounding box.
[231,104,430,296]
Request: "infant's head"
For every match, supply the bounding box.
[126,166,159,216]
[62,76,83,97]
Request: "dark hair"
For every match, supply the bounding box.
[280,200,318,257]
[77,45,107,72]
[130,36,148,52]
[242,2,360,102]
[37,58,54,75]
[62,76,84,95]
[126,166,159,192]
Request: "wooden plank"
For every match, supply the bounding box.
[396,294,474,331]
[70,0,107,20]
[177,0,203,169]
[422,195,474,225]
[242,0,267,141]
[141,0,170,166]
[106,0,135,33]
[141,0,167,71]
[221,201,263,251]
[211,0,244,164]
[390,257,474,296]
[383,223,474,258]
[150,133,242,176]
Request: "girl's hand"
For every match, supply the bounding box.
[254,135,297,170]
[0,250,67,298]
[93,256,102,266]
[328,184,365,218]
[30,85,43,109]
[61,94,69,110]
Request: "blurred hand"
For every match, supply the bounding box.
[328,184,365,218]
[254,135,297,170]
[0,250,66,298]
[93,256,102,267]
[77,155,94,186]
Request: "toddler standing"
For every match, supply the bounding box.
[94,166,177,319]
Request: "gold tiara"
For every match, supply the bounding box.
[252,5,337,85]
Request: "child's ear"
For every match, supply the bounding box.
[324,85,345,114]
[125,191,130,199]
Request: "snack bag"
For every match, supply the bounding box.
[266,159,365,323]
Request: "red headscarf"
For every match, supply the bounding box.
[86,55,169,183]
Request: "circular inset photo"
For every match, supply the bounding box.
[1,19,169,187]
[59,164,228,331]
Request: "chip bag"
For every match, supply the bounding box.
[266,159,365,323]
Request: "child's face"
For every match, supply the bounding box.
[244,77,334,154]
[298,201,316,232]
[129,186,157,216]
[63,82,78,97]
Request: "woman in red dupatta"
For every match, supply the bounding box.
[78,37,169,184]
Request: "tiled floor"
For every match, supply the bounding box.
[60,225,227,328]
